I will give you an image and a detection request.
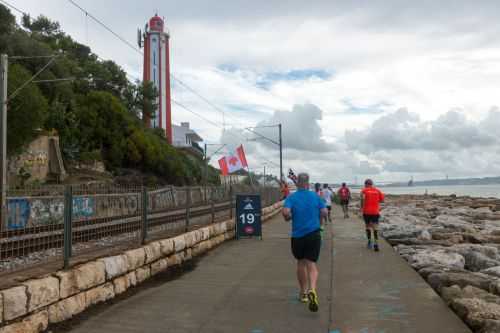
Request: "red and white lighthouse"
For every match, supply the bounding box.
[140,15,173,144]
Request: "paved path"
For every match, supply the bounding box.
[67,208,471,333]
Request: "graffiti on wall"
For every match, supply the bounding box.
[96,194,139,217]
[7,199,31,229]
[149,188,175,211]
[72,197,95,220]
[23,151,48,167]
[30,199,64,225]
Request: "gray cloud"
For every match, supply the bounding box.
[346,108,499,152]
[254,103,336,153]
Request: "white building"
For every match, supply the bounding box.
[172,122,203,156]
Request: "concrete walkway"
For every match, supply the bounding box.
[66,208,471,333]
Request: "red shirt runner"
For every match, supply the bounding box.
[361,187,384,215]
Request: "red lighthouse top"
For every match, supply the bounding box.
[149,15,164,32]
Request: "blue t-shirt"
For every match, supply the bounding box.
[284,189,325,238]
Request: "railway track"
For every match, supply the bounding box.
[0,201,232,260]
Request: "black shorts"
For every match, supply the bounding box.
[363,214,380,225]
[291,230,321,262]
[340,199,349,206]
[327,205,332,211]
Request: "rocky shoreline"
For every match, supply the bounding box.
[373,194,500,333]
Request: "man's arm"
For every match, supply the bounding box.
[282,207,292,221]
[360,192,364,212]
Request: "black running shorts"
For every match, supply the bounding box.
[291,230,321,262]
[340,199,349,206]
[363,214,380,225]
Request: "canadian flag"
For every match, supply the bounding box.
[218,145,248,176]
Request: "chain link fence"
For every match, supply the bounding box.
[0,184,281,275]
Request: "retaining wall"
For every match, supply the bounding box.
[0,201,283,333]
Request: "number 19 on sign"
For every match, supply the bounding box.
[235,194,262,239]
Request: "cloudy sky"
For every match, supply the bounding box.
[7,0,500,183]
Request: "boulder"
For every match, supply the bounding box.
[125,248,146,271]
[428,272,494,292]
[1,286,27,321]
[99,255,129,280]
[85,283,115,307]
[57,261,106,298]
[451,297,500,330]
[23,276,59,312]
[465,251,500,272]
[482,320,500,333]
[409,249,465,270]
[483,266,500,278]
[0,310,48,333]
[48,293,86,323]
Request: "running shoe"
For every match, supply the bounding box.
[367,240,372,249]
[374,243,380,252]
[299,292,308,303]
[308,290,319,312]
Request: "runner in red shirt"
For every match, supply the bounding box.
[360,179,384,252]
[337,183,351,218]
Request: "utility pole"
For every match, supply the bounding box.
[263,165,266,187]
[278,123,283,183]
[0,54,7,227]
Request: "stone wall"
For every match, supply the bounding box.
[0,201,283,333]
[8,135,66,187]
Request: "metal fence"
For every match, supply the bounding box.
[0,184,281,275]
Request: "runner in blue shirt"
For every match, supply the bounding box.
[282,172,327,312]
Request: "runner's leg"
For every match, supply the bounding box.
[306,260,319,291]
[297,260,308,294]
[373,218,380,251]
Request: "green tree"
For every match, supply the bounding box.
[7,64,48,154]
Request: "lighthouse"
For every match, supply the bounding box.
[139,15,173,144]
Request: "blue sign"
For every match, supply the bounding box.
[236,194,262,239]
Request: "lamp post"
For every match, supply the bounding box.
[245,124,283,183]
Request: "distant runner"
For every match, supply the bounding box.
[360,179,385,252]
[280,181,290,200]
[338,183,351,218]
[282,173,327,312]
[314,183,327,225]
[322,184,333,222]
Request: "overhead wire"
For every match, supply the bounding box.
[65,0,282,171]
[0,0,24,15]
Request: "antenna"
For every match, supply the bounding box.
[137,28,143,48]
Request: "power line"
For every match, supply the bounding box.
[66,0,143,56]
[0,0,25,15]
[8,56,58,100]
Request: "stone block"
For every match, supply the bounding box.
[173,235,186,252]
[151,259,168,276]
[0,310,48,333]
[135,267,151,283]
[125,248,146,271]
[99,255,129,280]
[184,248,193,261]
[48,293,86,323]
[57,261,106,298]
[168,253,183,266]
[85,283,115,307]
[2,286,27,321]
[159,238,174,256]
[144,242,162,264]
[113,276,130,295]
[200,227,211,241]
[126,272,137,287]
[23,276,59,312]
[184,232,195,248]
